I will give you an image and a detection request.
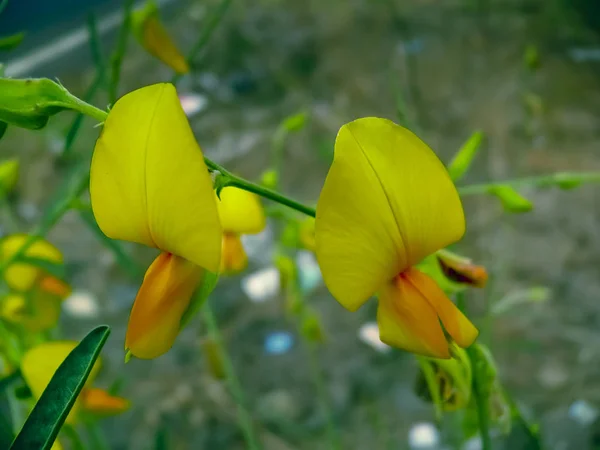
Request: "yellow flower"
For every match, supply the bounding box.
[90,83,222,359]
[216,187,266,274]
[315,118,478,358]
[1,290,62,332]
[21,342,129,425]
[0,234,64,292]
[132,1,189,74]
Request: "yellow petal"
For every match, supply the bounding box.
[0,234,63,291]
[406,268,478,349]
[125,251,203,359]
[220,233,248,274]
[315,118,465,311]
[21,341,101,424]
[299,217,316,252]
[377,274,450,358]
[81,388,130,416]
[132,2,189,74]
[217,187,266,234]
[90,83,222,272]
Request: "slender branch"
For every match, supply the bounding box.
[468,345,492,450]
[207,158,316,217]
[306,341,340,450]
[109,0,135,104]
[458,172,600,195]
[201,304,262,450]
[171,0,234,84]
[0,170,89,276]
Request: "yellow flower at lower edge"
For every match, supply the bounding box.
[21,342,129,424]
[0,234,64,292]
[216,187,266,274]
[90,83,222,359]
[315,118,478,359]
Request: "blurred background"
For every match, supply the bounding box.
[1,0,600,448]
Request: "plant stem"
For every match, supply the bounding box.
[84,419,110,450]
[458,172,600,195]
[171,0,234,84]
[467,345,493,450]
[109,0,135,104]
[63,424,86,450]
[208,158,316,217]
[306,341,340,450]
[201,304,262,450]
[0,170,89,277]
[457,292,492,450]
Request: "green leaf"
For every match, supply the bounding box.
[10,326,110,450]
[0,78,91,130]
[282,111,308,132]
[180,271,219,328]
[488,185,533,213]
[448,130,484,181]
[0,32,25,51]
[0,370,22,392]
[0,121,7,140]
[15,255,66,280]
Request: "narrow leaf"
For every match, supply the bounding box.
[0,32,25,51]
[10,326,110,450]
[489,185,533,213]
[448,130,484,181]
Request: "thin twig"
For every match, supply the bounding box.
[109,0,135,104]
[171,0,234,84]
[201,303,262,450]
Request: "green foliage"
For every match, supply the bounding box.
[0,121,7,140]
[448,131,484,181]
[180,271,220,328]
[282,111,308,132]
[489,185,533,213]
[10,326,110,450]
[0,33,25,51]
[0,78,95,130]
[15,256,66,280]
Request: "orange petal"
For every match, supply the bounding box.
[220,233,248,274]
[377,276,450,358]
[126,252,203,359]
[403,268,478,349]
[39,275,72,299]
[81,388,130,416]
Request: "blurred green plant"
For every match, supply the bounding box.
[10,326,110,450]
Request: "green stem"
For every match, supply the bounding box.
[306,342,340,450]
[0,171,89,276]
[457,293,492,450]
[201,304,262,450]
[171,0,234,84]
[468,346,492,450]
[84,419,110,450]
[63,424,86,450]
[208,158,316,217]
[109,0,135,104]
[458,172,600,195]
